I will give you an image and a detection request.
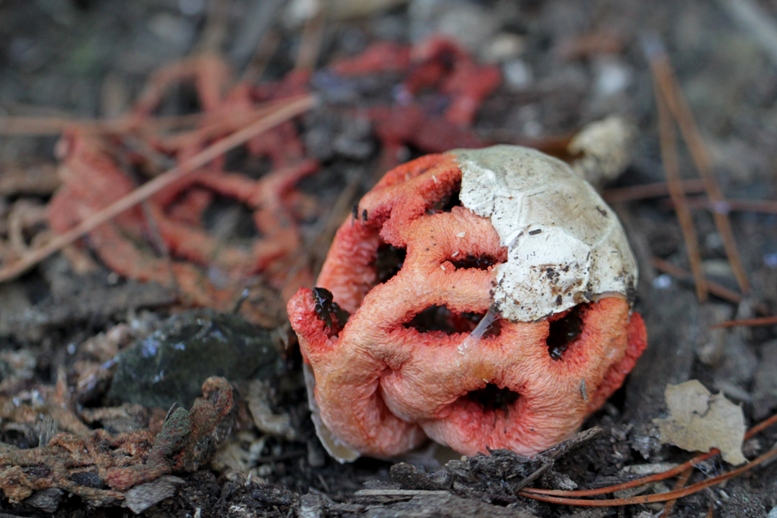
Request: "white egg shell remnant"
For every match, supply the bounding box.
[452,145,637,322]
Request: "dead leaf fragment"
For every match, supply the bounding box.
[654,380,746,465]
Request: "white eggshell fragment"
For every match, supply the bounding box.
[568,116,637,187]
[453,145,637,322]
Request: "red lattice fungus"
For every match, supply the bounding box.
[288,148,647,459]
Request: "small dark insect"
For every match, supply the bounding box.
[529,228,542,235]
[352,205,359,220]
[362,209,368,221]
[312,287,350,333]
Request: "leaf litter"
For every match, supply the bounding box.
[654,380,747,465]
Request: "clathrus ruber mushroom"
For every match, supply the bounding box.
[288,145,647,461]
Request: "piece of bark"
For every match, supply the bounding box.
[357,491,538,518]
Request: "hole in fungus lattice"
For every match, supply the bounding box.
[404,306,501,337]
[373,243,406,284]
[465,384,520,414]
[427,186,462,214]
[450,254,500,270]
[546,304,586,360]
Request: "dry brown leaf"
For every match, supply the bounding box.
[654,380,746,465]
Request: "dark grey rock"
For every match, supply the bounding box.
[24,488,64,513]
[108,309,283,409]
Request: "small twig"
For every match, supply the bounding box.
[521,408,777,499]
[663,467,693,517]
[0,113,204,136]
[650,257,770,314]
[241,30,281,84]
[295,0,328,73]
[0,162,60,196]
[196,0,232,54]
[711,315,777,329]
[0,92,304,138]
[518,444,777,506]
[602,179,706,204]
[160,101,282,150]
[653,72,708,301]
[746,410,777,437]
[229,0,286,70]
[715,0,777,68]
[679,196,777,215]
[0,115,119,135]
[355,489,451,497]
[513,463,552,493]
[522,448,718,499]
[643,33,750,294]
[119,134,176,173]
[154,96,313,151]
[0,95,316,283]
